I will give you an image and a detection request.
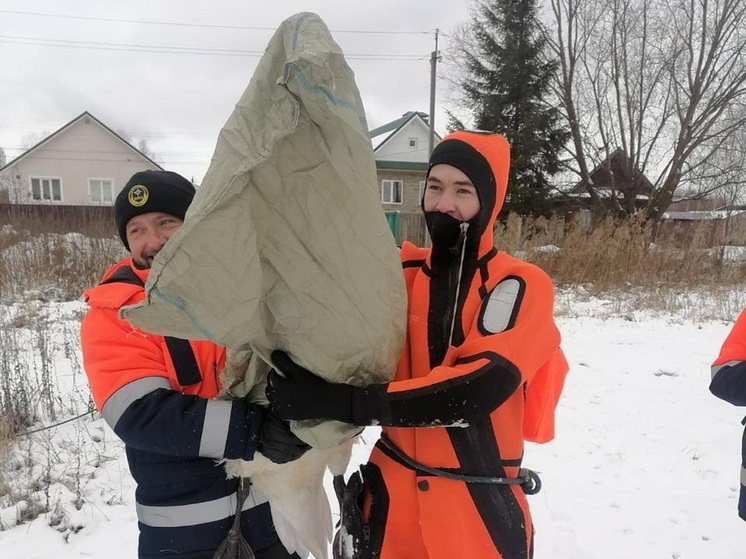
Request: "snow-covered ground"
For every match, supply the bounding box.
[1,293,746,558]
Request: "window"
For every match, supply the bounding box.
[89,179,114,205]
[30,177,62,202]
[408,138,419,149]
[381,180,403,204]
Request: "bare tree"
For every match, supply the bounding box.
[21,131,51,150]
[546,0,746,223]
[703,104,746,240]
[116,129,159,162]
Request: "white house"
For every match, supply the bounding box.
[369,111,441,214]
[370,110,436,165]
[0,111,161,207]
[368,111,441,245]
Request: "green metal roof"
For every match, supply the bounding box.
[375,160,428,171]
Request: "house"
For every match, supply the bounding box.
[370,111,441,244]
[0,111,162,207]
[658,204,746,246]
[552,148,655,220]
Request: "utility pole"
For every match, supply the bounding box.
[425,29,441,248]
[428,29,440,156]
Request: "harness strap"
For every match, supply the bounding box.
[378,434,541,494]
[103,264,202,386]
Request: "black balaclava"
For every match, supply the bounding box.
[423,139,496,266]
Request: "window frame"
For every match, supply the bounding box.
[88,178,115,205]
[30,176,63,203]
[381,179,403,204]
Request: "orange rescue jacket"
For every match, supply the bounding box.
[357,132,568,559]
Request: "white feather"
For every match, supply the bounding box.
[224,438,354,559]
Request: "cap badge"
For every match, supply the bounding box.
[128,185,149,207]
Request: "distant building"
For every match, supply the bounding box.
[370,111,441,244]
[552,148,654,220]
[0,111,161,207]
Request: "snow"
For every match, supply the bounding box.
[2,294,746,558]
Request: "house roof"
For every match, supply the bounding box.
[369,111,428,139]
[375,160,429,171]
[370,111,440,153]
[572,148,654,196]
[0,111,162,173]
[662,210,746,221]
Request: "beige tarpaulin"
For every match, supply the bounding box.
[121,10,406,416]
[121,12,407,559]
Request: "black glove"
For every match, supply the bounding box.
[257,410,311,464]
[266,350,384,425]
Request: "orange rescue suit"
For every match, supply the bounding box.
[357,132,566,559]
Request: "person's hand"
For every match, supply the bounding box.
[257,411,311,464]
[266,350,356,422]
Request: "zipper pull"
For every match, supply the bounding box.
[448,221,470,256]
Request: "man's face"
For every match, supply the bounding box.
[423,164,481,222]
[125,212,183,269]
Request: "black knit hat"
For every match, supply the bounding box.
[114,170,195,250]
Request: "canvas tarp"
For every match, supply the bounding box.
[121,11,407,417]
[120,13,407,558]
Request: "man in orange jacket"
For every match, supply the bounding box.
[81,169,308,559]
[710,307,746,521]
[266,131,567,559]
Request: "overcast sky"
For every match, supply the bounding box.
[0,0,474,183]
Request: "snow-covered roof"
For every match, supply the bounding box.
[662,210,746,221]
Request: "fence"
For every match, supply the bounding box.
[385,211,429,247]
[0,203,115,238]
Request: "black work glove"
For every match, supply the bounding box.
[257,410,311,464]
[266,350,384,425]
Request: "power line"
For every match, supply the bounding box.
[2,147,214,156]
[0,8,432,35]
[2,154,213,165]
[0,34,427,60]
[0,125,218,139]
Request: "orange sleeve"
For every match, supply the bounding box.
[80,305,170,411]
[713,308,746,366]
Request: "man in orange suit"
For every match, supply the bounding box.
[267,131,568,559]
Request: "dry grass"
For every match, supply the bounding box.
[0,303,94,527]
[0,210,126,302]
[494,214,746,291]
[0,208,744,527]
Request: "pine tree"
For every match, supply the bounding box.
[452,0,569,217]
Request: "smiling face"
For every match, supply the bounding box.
[125,212,183,269]
[422,163,481,222]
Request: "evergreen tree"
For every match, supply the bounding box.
[452,0,569,217]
